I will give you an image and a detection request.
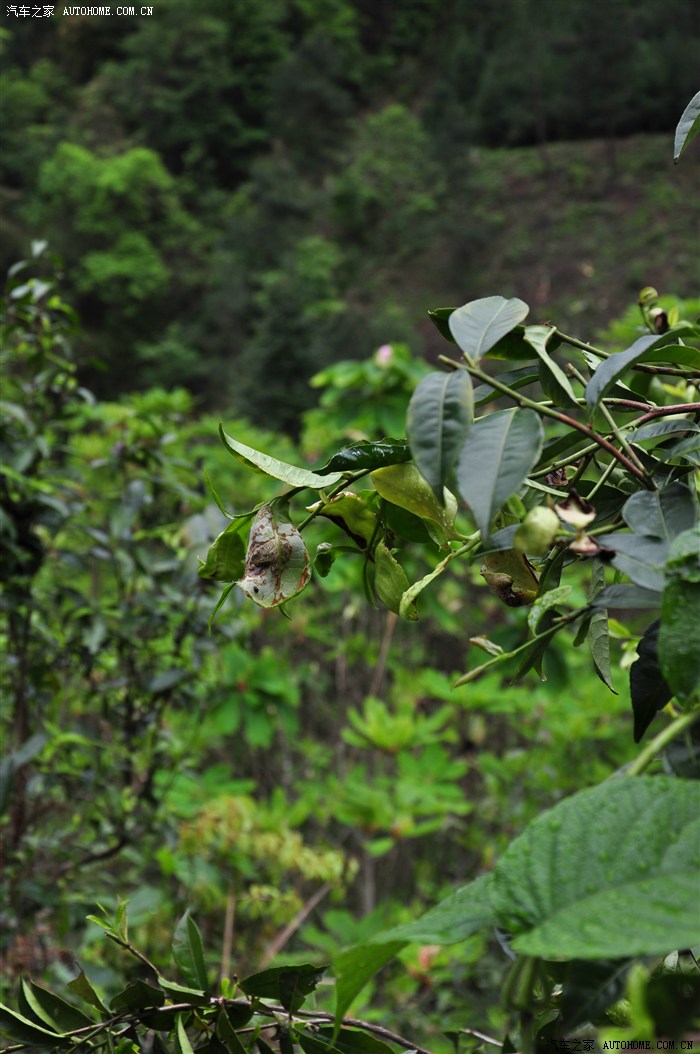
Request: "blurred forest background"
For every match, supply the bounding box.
[1,0,699,1044]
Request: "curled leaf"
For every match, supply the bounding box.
[238,505,310,608]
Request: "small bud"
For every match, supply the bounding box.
[649,307,669,334]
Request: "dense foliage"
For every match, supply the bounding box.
[2,0,699,424]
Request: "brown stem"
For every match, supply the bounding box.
[259,883,332,968]
[635,402,700,425]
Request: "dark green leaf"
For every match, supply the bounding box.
[216,1007,249,1054]
[157,977,208,1004]
[314,1027,394,1054]
[456,409,544,539]
[67,970,107,1013]
[585,335,686,410]
[621,483,696,541]
[646,972,700,1036]
[631,419,700,443]
[407,370,473,500]
[110,981,165,1012]
[0,1004,66,1046]
[598,532,669,591]
[587,564,616,693]
[172,912,209,992]
[631,619,673,742]
[493,777,700,959]
[19,981,92,1033]
[659,527,700,701]
[239,964,326,1014]
[372,874,495,944]
[333,943,403,1024]
[448,296,530,363]
[316,440,411,474]
[674,90,700,161]
[591,584,661,610]
[174,1016,196,1054]
[219,427,343,489]
[560,960,631,1029]
[427,306,456,343]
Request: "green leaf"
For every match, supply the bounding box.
[198,520,248,582]
[18,981,92,1033]
[0,1004,66,1046]
[406,370,473,500]
[585,335,685,410]
[590,584,661,610]
[372,874,496,944]
[631,419,700,443]
[456,409,544,539]
[492,777,700,959]
[172,912,209,993]
[110,980,165,1012]
[158,978,208,1004]
[398,544,467,619]
[237,504,311,608]
[524,325,577,407]
[370,463,458,541]
[448,296,530,363]
[560,960,631,1030]
[239,964,326,1014]
[313,1028,394,1054]
[527,585,572,634]
[216,1008,249,1054]
[67,969,107,1012]
[309,492,378,548]
[587,564,616,693]
[630,619,673,742]
[373,542,416,620]
[473,366,539,406]
[315,439,410,474]
[659,527,700,702]
[219,427,343,489]
[674,90,700,162]
[621,483,696,541]
[598,532,668,591]
[174,1016,196,1054]
[333,943,403,1024]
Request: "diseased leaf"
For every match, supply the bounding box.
[674,90,700,162]
[238,505,310,608]
[493,777,700,959]
[219,427,343,488]
[407,370,473,500]
[524,325,577,407]
[630,619,673,742]
[456,409,544,539]
[482,549,540,608]
[658,527,700,702]
[448,296,530,363]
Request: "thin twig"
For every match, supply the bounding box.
[259,883,332,968]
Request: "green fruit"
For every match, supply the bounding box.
[513,506,560,556]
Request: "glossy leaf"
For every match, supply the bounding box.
[371,463,458,541]
[238,505,310,607]
[333,943,403,1024]
[0,1004,66,1045]
[585,335,683,410]
[524,325,577,407]
[448,296,530,363]
[19,980,92,1033]
[172,912,209,993]
[316,439,410,474]
[631,418,700,443]
[219,427,343,488]
[659,527,700,702]
[630,619,673,743]
[406,370,473,500]
[493,777,700,959]
[239,964,326,1013]
[373,874,495,944]
[621,483,695,541]
[110,981,165,1012]
[674,90,700,161]
[456,408,544,539]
